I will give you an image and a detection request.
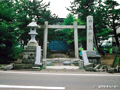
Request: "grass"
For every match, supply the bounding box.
[0,64,9,69]
[114,57,120,67]
[0,64,9,67]
[50,63,54,66]
[38,64,46,70]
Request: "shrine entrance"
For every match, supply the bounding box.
[38,22,85,68]
[38,21,86,60]
[27,15,94,68]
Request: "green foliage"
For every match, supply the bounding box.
[15,0,58,47]
[114,57,120,67]
[38,64,46,70]
[64,14,86,43]
[101,46,112,53]
[0,0,21,63]
[68,0,96,22]
[0,0,57,63]
[68,0,120,36]
[103,0,120,47]
[62,14,74,44]
[75,18,85,25]
[54,13,86,50]
[64,14,74,25]
[68,0,120,49]
[52,14,75,43]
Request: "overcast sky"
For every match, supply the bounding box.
[42,0,120,18]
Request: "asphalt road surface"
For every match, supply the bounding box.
[0,70,120,90]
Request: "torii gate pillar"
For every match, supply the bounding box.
[74,22,79,59]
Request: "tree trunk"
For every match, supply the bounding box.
[113,18,119,47]
[112,9,119,68]
[93,24,105,56]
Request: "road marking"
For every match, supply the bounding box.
[0,85,65,90]
[0,71,120,76]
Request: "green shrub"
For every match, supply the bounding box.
[0,46,23,64]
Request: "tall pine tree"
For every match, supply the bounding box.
[0,0,21,63]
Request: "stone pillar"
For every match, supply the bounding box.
[35,46,42,66]
[87,15,93,50]
[43,21,48,60]
[74,21,79,59]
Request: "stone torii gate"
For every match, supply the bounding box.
[38,21,86,61]
[26,15,94,68]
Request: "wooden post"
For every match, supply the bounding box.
[43,21,48,59]
[74,21,79,59]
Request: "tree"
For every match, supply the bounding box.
[103,0,120,67]
[0,0,21,63]
[14,0,58,47]
[68,0,120,51]
[68,0,111,38]
[0,0,57,63]
[63,14,85,44]
[104,0,120,47]
[59,14,74,45]
[57,14,85,50]
[68,0,96,22]
[68,0,96,50]
[62,14,74,43]
[14,0,31,48]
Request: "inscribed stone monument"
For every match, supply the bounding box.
[87,15,93,50]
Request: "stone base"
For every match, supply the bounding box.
[13,64,33,69]
[84,63,94,69]
[42,60,47,69]
[22,59,35,64]
[27,42,38,46]
[22,46,36,64]
[86,50,97,56]
[85,67,96,71]
[3,63,14,71]
[86,50,101,64]
[78,60,84,69]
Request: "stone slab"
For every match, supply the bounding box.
[35,46,42,65]
[13,64,33,69]
[81,50,93,66]
[94,64,101,69]
[3,63,14,71]
[86,50,97,56]
[46,66,79,69]
[84,67,96,71]
[63,61,71,65]
[27,42,38,46]
[47,61,53,66]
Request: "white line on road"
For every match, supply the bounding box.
[0,71,120,76]
[0,85,65,90]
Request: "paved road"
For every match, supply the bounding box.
[0,70,120,90]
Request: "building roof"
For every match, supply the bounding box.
[56,18,64,23]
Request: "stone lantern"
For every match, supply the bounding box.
[27,21,39,46]
[22,21,42,65]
